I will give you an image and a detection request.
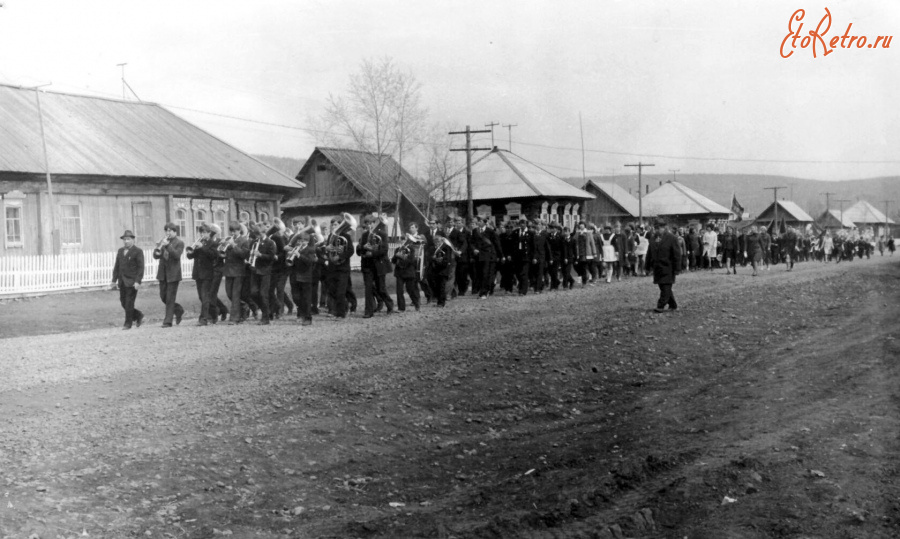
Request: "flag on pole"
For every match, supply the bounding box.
[730,193,744,222]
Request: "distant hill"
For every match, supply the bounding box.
[253,154,306,179]
[565,173,900,221]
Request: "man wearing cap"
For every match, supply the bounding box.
[153,222,185,327]
[646,218,682,313]
[111,230,145,329]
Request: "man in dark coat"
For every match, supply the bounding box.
[686,227,700,271]
[357,215,394,318]
[392,222,423,312]
[511,219,533,295]
[186,223,219,326]
[222,221,251,324]
[547,223,565,290]
[470,217,503,299]
[530,220,551,293]
[645,219,682,313]
[450,217,470,297]
[153,222,185,327]
[611,224,627,280]
[498,221,517,293]
[111,229,145,329]
[247,223,278,325]
[781,226,799,271]
[287,231,318,326]
[322,215,355,319]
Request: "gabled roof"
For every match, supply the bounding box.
[0,84,303,189]
[642,181,730,216]
[584,179,641,217]
[286,147,430,208]
[816,209,857,228]
[843,200,895,225]
[443,149,594,202]
[756,200,814,223]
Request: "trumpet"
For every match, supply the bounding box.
[185,237,206,257]
[285,221,322,265]
[248,237,262,266]
[217,235,235,257]
[153,236,169,258]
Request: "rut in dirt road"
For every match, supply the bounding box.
[0,258,898,539]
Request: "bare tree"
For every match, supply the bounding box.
[313,56,427,213]
[421,125,464,219]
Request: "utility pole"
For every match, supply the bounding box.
[764,186,787,230]
[449,125,492,222]
[668,169,679,183]
[579,113,586,185]
[502,123,517,152]
[31,83,60,255]
[834,199,850,228]
[116,63,127,100]
[484,121,499,148]
[624,162,655,225]
[820,191,836,211]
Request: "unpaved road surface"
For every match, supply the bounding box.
[1,257,899,538]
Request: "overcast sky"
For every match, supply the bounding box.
[1,0,898,181]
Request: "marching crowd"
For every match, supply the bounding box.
[110,214,895,328]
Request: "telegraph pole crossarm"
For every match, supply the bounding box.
[484,121,499,148]
[624,162,655,225]
[449,125,492,222]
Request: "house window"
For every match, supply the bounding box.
[5,204,23,248]
[60,204,82,245]
[132,202,152,245]
[175,208,188,238]
[258,211,269,225]
[239,211,250,223]
[213,210,227,234]
[194,209,208,238]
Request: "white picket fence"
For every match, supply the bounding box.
[0,242,405,296]
[0,249,194,296]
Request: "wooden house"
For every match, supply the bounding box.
[281,147,431,232]
[565,179,640,227]
[0,84,304,256]
[753,200,814,229]
[842,200,896,237]
[641,181,730,227]
[440,148,594,228]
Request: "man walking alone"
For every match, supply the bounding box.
[646,219,682,313]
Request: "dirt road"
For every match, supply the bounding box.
[1,257,898,538]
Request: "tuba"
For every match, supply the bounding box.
[395,232,424,261]
[325,213,358,263]
[364,216,384,254]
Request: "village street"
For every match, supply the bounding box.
[1,257,899,538]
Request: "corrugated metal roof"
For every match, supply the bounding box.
[585,179,641,217]
[0,84,303,189]
[443,150,594,202]
[757,200,814,222]
[843,200,895,224]
[642,181,730,216]
[287,147,430,208]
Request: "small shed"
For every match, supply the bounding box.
[815,209,857,232]
[568,179,641,227]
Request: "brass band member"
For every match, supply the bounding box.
[357,214,394,317]
[323,213,355,319]
[222,221,251,324]
[429,229,457,307]
[392,222,423,312]
[153,222,185,327]
[248,223,277,325]
[287,231,318,326]
[185,223,219,326]
[470,216,503,299]
[267,218,292,320]
[207,224,229,323]
[111,229,144,329]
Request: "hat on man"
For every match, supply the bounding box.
[653,217,668,228]
[120,230,136,239]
